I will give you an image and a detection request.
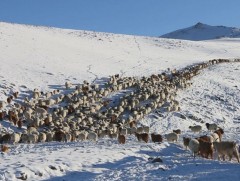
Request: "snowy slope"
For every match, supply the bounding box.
[0,63,239,181]
[161,22,240,41]
[0,22,240,181]
[1,22,240,101]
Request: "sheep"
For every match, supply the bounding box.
[213,141,239,163]
[87,132,98,142]
[183,137,191,149]
[214,128,224,142]
[130,127,137,135]
[20,133,29,143]
[118,134,126,144]
[27,126,37,134]
[0,101,6,109]
[136,127,144,134]
[189,139,200,158]
[189,125,202,133]
[173,129,181,135]
[65,81,72,89]
[75,131,88,141]
[38,132,47,143]
[119,127,128,136]
[165,132,178,142]
[211,133,220,142]
[35,107,48,118]
[46,132,54,142]
[143,126,150,133]
[151,133,163,143]
[65,133,72,142]
[108,131,118,139]
[11,133,21,144]
[206,123,218,132]
[28,134,38,144]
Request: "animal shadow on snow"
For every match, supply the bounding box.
[42,171,98,181]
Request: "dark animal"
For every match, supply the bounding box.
[151,133,163,143]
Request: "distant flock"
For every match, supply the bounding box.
[0,58,239,163]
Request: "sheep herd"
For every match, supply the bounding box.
[184,123,239,163]
[0,58,239,164]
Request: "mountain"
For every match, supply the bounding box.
[161,22,240,41]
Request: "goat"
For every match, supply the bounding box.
[151,133,163,143]
[213,141,239,163]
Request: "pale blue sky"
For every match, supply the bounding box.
[0,0,239,36]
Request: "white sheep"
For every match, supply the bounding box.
[189,125,202,133]
[65,81,72,89]
[136,127,144,134]
[28,134,38,144]
[165,132,178,142]
[143,126,150,133]
[189,139,200,158]
[211,133,220,142]
[77,131,88,141]
[206,123,218,132]
[20,133,29,143]
[11,133,21,144]
[46,132,54,142]
[38,132,47,143]
[35,107,47,118]
[120,128,128,136]
[130,127,137,134]
[0,101,6,109]
[87,132,98,142]
[65,133,72,142]
[27,127,37,134]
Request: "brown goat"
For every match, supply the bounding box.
[183,137,191,149]
[17,119,23,129]
[196,135,212,143]
[1,145,10,153]
[198,140,213,159]
[151,133,163,143]
[214,128,224,142]
[129,121,136,128]
[0,112,5,121]
[135,133,149,143]
[118,134,126,144]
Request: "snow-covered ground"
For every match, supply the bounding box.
[0,22,240,180]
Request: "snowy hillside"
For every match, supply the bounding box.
[161,22,240,41]
[0,22,240,181]
[0,22,240,101]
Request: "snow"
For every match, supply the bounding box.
[0,22,240,180]
[161,22,240,41]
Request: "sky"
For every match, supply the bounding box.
[0,0,240,36]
